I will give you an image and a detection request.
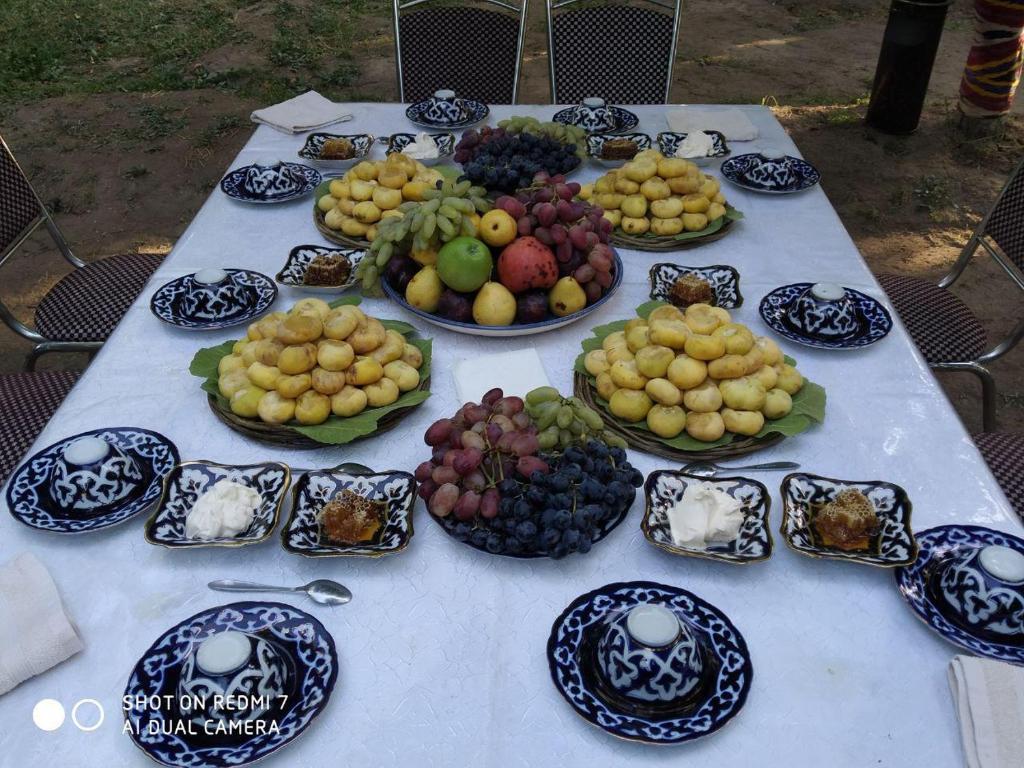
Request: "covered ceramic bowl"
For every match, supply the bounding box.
[570,97,615,132]
[49,436,143,512]
[933,544,1024,639]
[178,269,254,322]
[785,282,861,339]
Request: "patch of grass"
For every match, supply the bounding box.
[913,175,954,213]
[196,114,245,148]
[123,105,188,143]
[124,165,149,179]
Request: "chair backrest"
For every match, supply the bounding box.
[0,135,45,263]
[394,0,529,104]
[978,157,1024,282]
[547,0,681,104]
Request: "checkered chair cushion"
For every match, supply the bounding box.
[398,5,522,104]
[877,273,987,364]
[982,160,1024,272]
[1,137,44,256]
[551,4,676,104]
[0,370,79,486]
[34,252,165,343]
[973,432,1024,521]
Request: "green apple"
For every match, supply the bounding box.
[436,237,493,293]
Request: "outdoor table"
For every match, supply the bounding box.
[1,104,1019,767]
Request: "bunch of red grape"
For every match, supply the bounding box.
[415,388,549,521]
[494,172,616,303]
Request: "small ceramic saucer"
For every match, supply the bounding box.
[656,131,730,164]
[150,269,278,330]
[721,153,820,194]
[585,133,652,166]
[144,461,291,549]
[405,99,489,130]
[759,283,892,350]
[282,463,415,557]
[123,601,338,768]
[642,471,772,564]
[297,132,375,170]
[552,105,639,134]
[547,580,753,745]
[220,162,321,203]
[4,427,179,534]
[275,246,363,293]
[649,263,743,308]
[895,525,1024,664]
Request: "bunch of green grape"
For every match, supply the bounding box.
[498,116,587,159]
[356,178,490,294]
[524,386,628,450]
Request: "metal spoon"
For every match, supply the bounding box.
[681,460,800,477]
[208,579,352,606]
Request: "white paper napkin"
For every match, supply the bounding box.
[948,654,1024,768]
[453,348,551,404]
[666,107,759,141]
[250,90,353,134]
[0,552,82,695]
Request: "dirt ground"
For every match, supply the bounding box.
[1,0,1022,435]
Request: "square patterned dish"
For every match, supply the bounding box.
[282,463,416,557]
[780,472,917,567]
[297,132,375,169]
[144,460,291,548]
[648,263,743,309]
[275,245,364,293]
[642,470,772,564]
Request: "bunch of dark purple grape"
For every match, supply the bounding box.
[454,127,581,193]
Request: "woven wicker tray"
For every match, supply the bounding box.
[610,215,736,252]
[312,206,372,249]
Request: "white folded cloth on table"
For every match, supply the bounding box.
[948,654,1024,768]
[251,90,352,134]
[454,348,551,405]
[0,552,83,695]
[666,107,759,141]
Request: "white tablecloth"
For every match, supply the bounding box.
[1,105,1018,766]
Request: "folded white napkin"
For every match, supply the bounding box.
[250,90,353,134]
[0,552,83,695]
[948,655,1024,768]
[666,107,759,141]
[453,348,551,404]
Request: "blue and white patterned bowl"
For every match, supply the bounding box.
[275,245,364,294]
[49,436,144,513]
[656,131,730,165]
[553,104,639,134]
[721,152,820,194]
[785,282,861,339]
[5,427,179,534]
[123,601,338,768]
[585,132,652,166]
[150,269,278,330]
[548,581,753,745]
[780,473,918,567]
[297,133,375,170]
[282,463,416,557]
[933,542,1024,640]
[405,92,489,130]
[760,283,892,350]
[144,460,291,549]
[648,263,743,309]
[895,525,1024,664]
[220,162,322,204]
[384,132,456,166]
[643,471,772,563]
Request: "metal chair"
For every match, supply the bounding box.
[0,135,164,370]
[973,433,1024,522]
[546,0,682,104]
[878,158,1024,432]
[393,0,529,104]
[0,370,79,486]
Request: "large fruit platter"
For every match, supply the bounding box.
[583,149,743,252]
[418,386,643,558]
[369,173,622,336]
[190,296,431,447]
[574,301,826,460]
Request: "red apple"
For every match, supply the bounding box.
[496,236,559,294]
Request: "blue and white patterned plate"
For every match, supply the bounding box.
[220,162,322,203]
[780,473,918,567]
[643,472,772,563]
[275,246,364,293]
[721,153,820,194]
[297,133,375,170]
[383,132,456,165]
[150,269,278,330]
[649,263,743,309]
[405,99,489,130]
[144,461,291,549]
[547,581,753,744]
[123,601,338,768]
[4,427,179,534]
[282,463,416,557]
[759,283,892,350]
[895,525,1024,664]
[552,105,639,134]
